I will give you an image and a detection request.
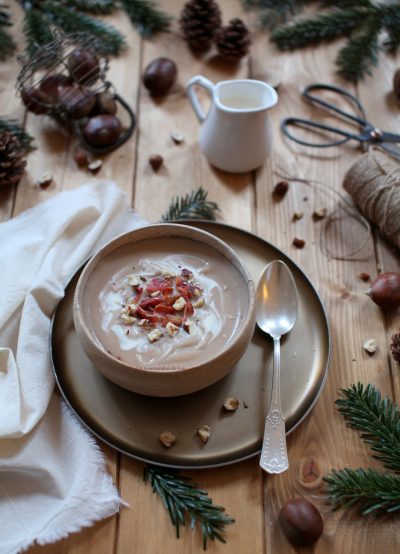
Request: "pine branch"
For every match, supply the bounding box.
[67,0,116,15]
[382,4,400,52]
[119,0,171,38]
[45,2,126,55]
[271,8,366,50]
[143,466,235,549]
[23,8,55,56]
[336,14,381,82]
[241,0,306,29]
[161,187,220,222]
[0,117,35,152]
[335,384,400,472]
[324,468,400,515]
[0,4,15,59]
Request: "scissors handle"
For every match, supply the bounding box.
[303,83,367,126]
[281,117,364,147]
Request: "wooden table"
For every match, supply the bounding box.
[2,1,399,552]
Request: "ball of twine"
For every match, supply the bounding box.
[343,148,400,250]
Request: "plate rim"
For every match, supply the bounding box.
[50,220,331,470]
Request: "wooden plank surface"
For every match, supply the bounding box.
[0,1,398,553]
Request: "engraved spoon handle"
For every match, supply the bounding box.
[260,337,289,474]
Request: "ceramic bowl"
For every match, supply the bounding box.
[73,223,255,397]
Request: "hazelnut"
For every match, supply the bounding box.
[363,338,377,354]
[223,397,239,412]
[279,498,323,546]
[73,147,91,167]
[171,130,184,144]
[273,180,289,197]
[34,173,53,189]
[193,298,205,309]
[149,154,163,171]
[159,431,176,448]
[173,296,187,311]
[292,211,304,221]
[147,328,163,342]
[312,207,327,221]
[166,321,179,337]
[197,424,211,443]
[87,159,102,173]
[358,272,370,282]
[293,237,306,249]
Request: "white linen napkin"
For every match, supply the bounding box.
[0,182,147,554]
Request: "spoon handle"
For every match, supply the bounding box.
[260,337,289,474]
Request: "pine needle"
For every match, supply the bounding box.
[67,0,116,15]
[0,4,16,59]
[335,383,400,473]
[324,468,400,515]
[120,0,171,38]
[0,117,35,152]
[143,466,235,550]
[161,187,220,222]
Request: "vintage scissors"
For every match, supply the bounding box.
[281,83,400,158]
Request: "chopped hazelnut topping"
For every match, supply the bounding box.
[197,424,211,443]
[363,338,377,354]
[159,431,176,448]
[193,288,201,297]
[358,272,370,282]
[193,298,205,309]
[121,313,137,325]
[173,296,187,311]
[223,397,239,412]
[138,318,149,327]
[161,269,174,276]
[150,290,161,297]
[183,321,194,334]
[171,130,184,144]
[128,274,141,287]
[147,328,163,342]
[166,321,179,337]
[88,159,102,173]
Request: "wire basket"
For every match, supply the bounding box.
[16,32,135,155]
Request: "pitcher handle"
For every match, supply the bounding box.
[186,75,214,123]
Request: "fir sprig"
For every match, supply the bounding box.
[267,0,400,81]
[242,0,306,29]
[0,3,16,59]
[120,0,171,38]
[67,0,116,15]
[143,466,235,550]
[324,383,400,516]
[161,187,220,222]
[324,468,400,515]
[334,383,400,472]
[0,117,35,152]
[45,2,126,55]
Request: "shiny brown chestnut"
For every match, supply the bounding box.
[279,498,323,547]
[81,114,122,147]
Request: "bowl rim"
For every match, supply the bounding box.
[73,222,255,374]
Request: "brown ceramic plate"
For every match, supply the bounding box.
[51,221,330,469]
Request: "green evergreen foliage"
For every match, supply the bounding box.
[324,384,400,516]
[243,0,400,81]
[161,187,220,222]
[0,4,16,59]
[120,0,171,38]
[143,466,235,549]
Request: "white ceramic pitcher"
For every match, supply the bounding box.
[186,75,278,173]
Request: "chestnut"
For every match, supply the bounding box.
[393,69,400,100]
[57,85,96,119]
[279,498,323,547]
[366,272,400,310]
[94,91,117,115]
[67,48,100,86]
[81,114,122,147]
[40,74,73,102]
[143,57,177,96]
[20,86,51,114]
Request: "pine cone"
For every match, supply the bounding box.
[390,332,400,363]
[0,132,26,187]
[216,18,251,62]
[179,0,222,51]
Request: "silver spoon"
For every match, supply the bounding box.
[256,260,298,474]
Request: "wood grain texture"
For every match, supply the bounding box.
[0,2,397,553]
